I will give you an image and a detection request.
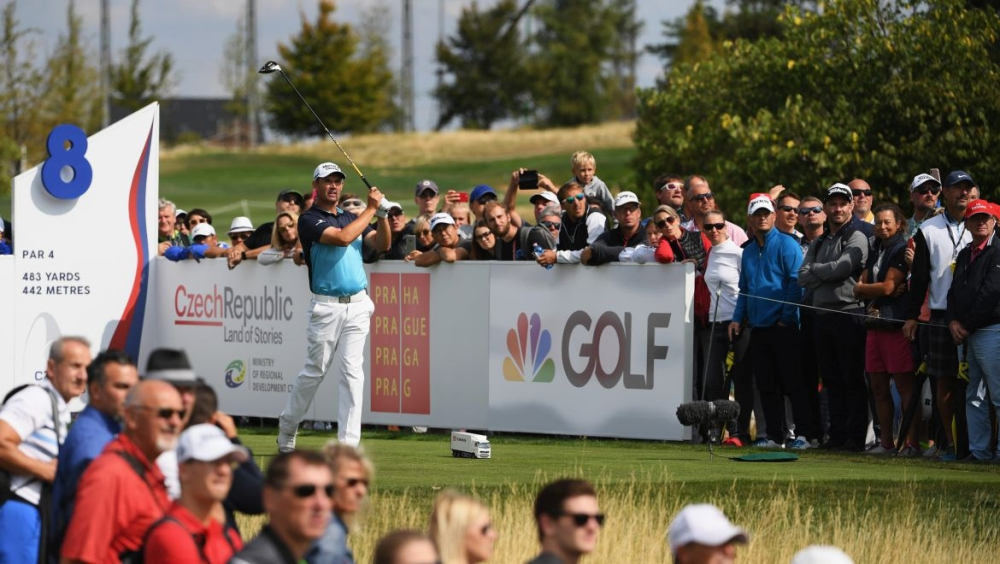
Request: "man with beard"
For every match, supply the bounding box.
[906,173,942,238]
[581,192,647,265]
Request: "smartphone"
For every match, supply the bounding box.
[458,192,470,203]
[519,170,539,190]
[404,234,416,255]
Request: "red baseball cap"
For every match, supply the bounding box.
[964,199,994,219]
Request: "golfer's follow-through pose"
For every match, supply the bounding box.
[278,162,391,449]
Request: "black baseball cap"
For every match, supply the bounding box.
[277,189,304,205]
[944,170,975,188]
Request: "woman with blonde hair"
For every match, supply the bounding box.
[257,211,301,265]
[429,491,497,564]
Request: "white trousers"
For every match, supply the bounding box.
[280,295,374,446]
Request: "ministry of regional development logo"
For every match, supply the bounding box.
[503,313,555,383]
[224,360,246,388]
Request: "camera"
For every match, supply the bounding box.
[518,170,539,190]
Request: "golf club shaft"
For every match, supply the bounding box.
[276,70,373,190]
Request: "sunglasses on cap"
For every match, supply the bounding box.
[540,221,561,230]
[563,193,586,204]
[915,186,941,196]
[851,189,872,197]
[288,483,335,498]
[655,217,677,229]
[690,192,714,202]
[798,206,823,215]
[703,223,726,232]
[658,182,683,192]
[777,205,798,214]
[560,512,606,527]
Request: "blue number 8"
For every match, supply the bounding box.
[41,124,93,200]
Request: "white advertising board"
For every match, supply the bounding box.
[9,105,159,396]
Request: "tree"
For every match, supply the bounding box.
[605,0,643,119]
[357,1,400,132]
[264,0,394,137]
[45,0,101,132]
[633,0,1000,221]
[111,0,175,112]
[433,0,534,130]
[0,0,44,191]
[219,11,252,143]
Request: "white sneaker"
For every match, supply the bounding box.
[866,444,894,455]
[922,444,940,458]
[752,438,782,448]
[277,430,297,453]
[788,436,812,450]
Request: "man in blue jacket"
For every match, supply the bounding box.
[729,194,813,449]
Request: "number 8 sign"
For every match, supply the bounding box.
[40,124,93,200]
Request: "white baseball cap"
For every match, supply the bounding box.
[228,216,254,234]
[177,424,249,464]
[530,191,559,205]
[614,191,640,209]
[747,193,775,215]
[429,212,456,231]
[668,504,749,556]
[383,200,403,212]
[791,546,854,564]
[313,162,346,180]
[191,223,216,240]
[910,173,941,192]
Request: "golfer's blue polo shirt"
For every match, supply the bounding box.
[299,206,373,297]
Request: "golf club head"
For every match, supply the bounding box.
[258,61,282,74]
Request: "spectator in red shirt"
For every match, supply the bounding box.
[144,424,247,564]
[60,380,182,564]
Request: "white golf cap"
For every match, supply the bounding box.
[191,223,216,240]
[747,192,775,215]
[530,191,559,205]
[614,191,640,208]
[910,173,941,192]
[175,209,187,217]
[313,162,346,180]
[429,212,455,231]
[791,546,854,564]
[668,504,749,556]
[228,216,254,234]
[177,424,249,464]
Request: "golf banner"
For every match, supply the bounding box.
[2,104,159,401]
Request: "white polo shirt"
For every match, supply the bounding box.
[0,379,70,505]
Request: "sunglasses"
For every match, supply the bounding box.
[691,192,714,202]
[563,193,586,204]
[416,230,431,237]
[230,232,250,240]
[561,512,606,527]
[341,199,363,208]
[388,210,404,218]
[289,483,335,498]
[417,191,438,199]
[703,222,726,232]
[540,221,561,230]
[655,217,678,229]
[777,205,798,214]
[281,195,303,205]
[798,206,823,215]
[914,186,941,196]
[134,406,186,420]
[345,477,369,488]
[658,182,683,192]
[851,189,872,197]
[475,232,493,240]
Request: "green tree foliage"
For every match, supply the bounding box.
[0,0,43,191]
[356,1,400,132]
[45,0,101,132]
[633,0,1000,221]
[433,0,534,130]
[605,0,643,120]
[265,0,394,136]
[220,13,251,120]
[111,0,175,112]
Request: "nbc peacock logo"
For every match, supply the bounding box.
[503,313,556,383]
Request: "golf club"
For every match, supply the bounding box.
[259,60,373,190]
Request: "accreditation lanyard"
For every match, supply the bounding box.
[946,214,966,272]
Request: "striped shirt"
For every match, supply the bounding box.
[0,379,69,505]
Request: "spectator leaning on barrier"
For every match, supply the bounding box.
[546,182,605,264]
[164,223,230,262]
[484,201,555,261]
[849,179,875,224]
[907,173,943,239]
[278,162,391,450]
[0,336,91,564]
[259,211,302,266]
[799,183,870,452]
[566,151,614,218]
[373,530,439,564]
[175,209,189,237]
[582,191,647,266]
[682,176,749,247]
[528,479,602,564]
[654,204,709,270]
[853,203,919,456]
[308,442,374,564]
[429,490,498,564]
[406,214,436,259]
[228,189,304,268]
[228,216,255,247]
[413,213,470,267]
[143,424,246,564]
[450,202,474,242]
[60,380,181,564]
[533,204,568,267]
[158,198,188,255]
[946,200,1000,463]
[530,191,560,223]
[232,450,334,564]
[469,220,496,261]
[729,193,813,449]
[668,504,749,564]
[903,170,974,460]
[51,349,138,552]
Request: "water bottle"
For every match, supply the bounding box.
[533,243,553,270]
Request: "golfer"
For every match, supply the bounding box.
[278,162,391,450]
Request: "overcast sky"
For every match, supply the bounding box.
[17,0,725,131]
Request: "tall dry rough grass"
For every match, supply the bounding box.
[162,122,636,168]
[237,473,998,563]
